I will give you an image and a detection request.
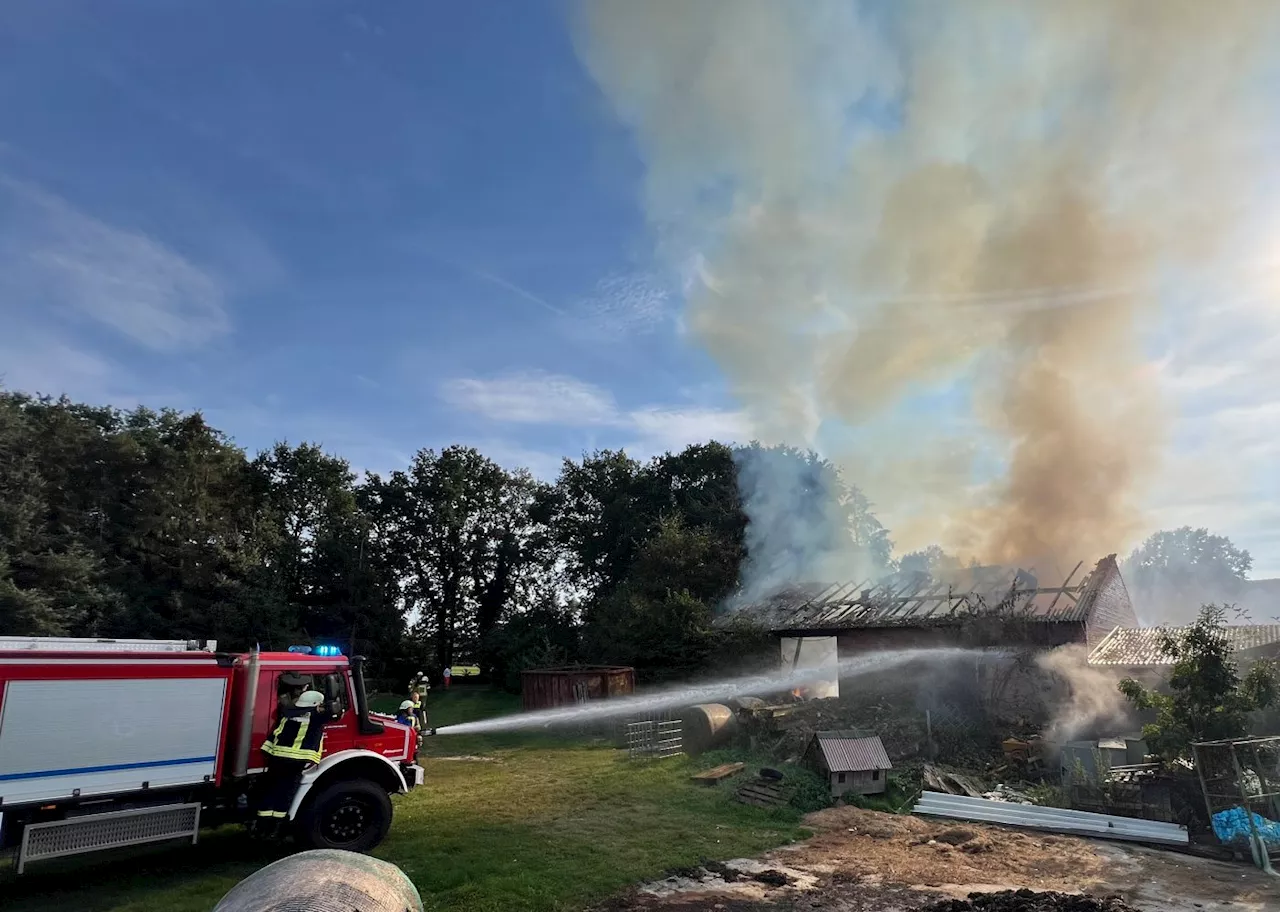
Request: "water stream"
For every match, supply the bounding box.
[433,646,1006,735]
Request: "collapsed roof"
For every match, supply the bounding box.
[1088,623,1280,666]
[724,555,1122,635]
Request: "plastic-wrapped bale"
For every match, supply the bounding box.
[212,850,423,912]
[1212,806,1280,848]
[683,703,739,755]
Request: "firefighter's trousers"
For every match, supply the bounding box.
[257,756,308,820]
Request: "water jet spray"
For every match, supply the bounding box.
[433,647,1007,736]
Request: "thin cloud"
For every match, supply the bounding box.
[439,370,750,456]
[1,178,229,351]
[626,405,751,456]
[1144,288,1280,575]
[563,271,672,342]
[440,371,621,426]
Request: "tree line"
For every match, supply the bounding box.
[0,392,883,686]
[0,390,1257,688]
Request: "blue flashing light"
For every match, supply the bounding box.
[314,645,342,657]
[287,645,313,655]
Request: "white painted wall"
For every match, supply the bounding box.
[0,677,227,805]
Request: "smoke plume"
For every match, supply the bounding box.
[573,2,1280,589]
[1036,644,1136,745]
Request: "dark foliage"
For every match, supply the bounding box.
[0,391,887,683]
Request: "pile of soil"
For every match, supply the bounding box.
[918,889,1143,912]
[796,806,1109,891]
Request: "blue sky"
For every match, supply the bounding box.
[3,2,1280,578]
[0,0,745,481]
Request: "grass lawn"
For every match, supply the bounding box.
[3,688,807,912]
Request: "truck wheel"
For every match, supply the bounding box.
[297,779,393,852]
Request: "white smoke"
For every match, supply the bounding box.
[572,1,1280,592]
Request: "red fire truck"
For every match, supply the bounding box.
[0,636,423,873]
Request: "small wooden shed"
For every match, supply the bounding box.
[804,730,892,798]
[520,665,635,711]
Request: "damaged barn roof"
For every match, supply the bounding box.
[723,555,1122,635]
[1088,624,1280,666]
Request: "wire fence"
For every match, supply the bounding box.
[624,711,684,760]
[1192,736,1280,873]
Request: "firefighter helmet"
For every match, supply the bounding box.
[399,699,414,711]
[295,690,325,709]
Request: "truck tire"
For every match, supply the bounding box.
[296,779,393,852]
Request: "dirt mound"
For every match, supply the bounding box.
[918,889,1143,912]
[795,807,1107,892]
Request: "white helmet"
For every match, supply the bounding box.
[296,690,325,709]
[399,700,415,711]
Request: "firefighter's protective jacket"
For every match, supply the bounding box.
[261,706,325,764]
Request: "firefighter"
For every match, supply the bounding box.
[409,685,428,732]
[396,699,423,753]
[395,699,418,730]
[276,672,309,712]
[255,689,326,834]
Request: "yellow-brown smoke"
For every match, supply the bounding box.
[573,2,1280,574]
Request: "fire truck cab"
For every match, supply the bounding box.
[0,636,423,873]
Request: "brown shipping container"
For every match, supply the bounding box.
[520,665,635,711]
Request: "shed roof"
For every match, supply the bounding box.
[726,556,1121,635]
[1088,624,1280,666]
[810,731,892,772]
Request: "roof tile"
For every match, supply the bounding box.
[1087,625,1280,665]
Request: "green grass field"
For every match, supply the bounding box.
[3,688,807,912]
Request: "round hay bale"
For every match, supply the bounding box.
[213,849,423,912]
[684,703,739,755]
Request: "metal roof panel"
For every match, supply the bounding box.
[813,732,892,771]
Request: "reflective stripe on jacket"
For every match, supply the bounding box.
[262,706,324,764]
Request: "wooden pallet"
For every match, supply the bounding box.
[691,762,745,785]
[735,777,794,808]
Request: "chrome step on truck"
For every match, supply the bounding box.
[16,802,203,873]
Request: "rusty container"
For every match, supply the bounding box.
[520,665,636,711]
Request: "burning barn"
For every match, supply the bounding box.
[728,556,1136,696]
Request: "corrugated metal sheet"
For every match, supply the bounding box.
[723,556,1120,635]
[914,791,1188,846]
[1088,625,1280,666]
[520,666,635,712]
[813,732,892,772]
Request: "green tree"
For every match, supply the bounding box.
[1119,605,1278,760]
[585,516,731,677]
[384,447,544,671]
[535,449,655,599]
[897,544,963,575]
[0,393,122,636]
[1124,527,1252,623]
